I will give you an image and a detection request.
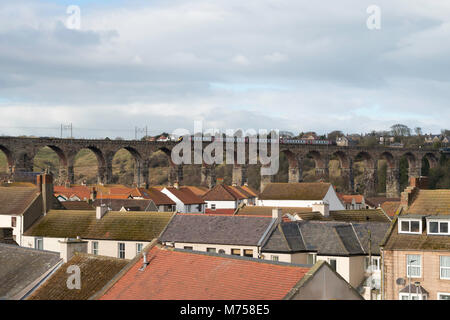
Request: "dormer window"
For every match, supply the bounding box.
[398,218,422,234]
[427,218,450,235]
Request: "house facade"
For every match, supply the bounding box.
[161,186,206,213]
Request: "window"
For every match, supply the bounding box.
[118,242,125,259]
[35,238,43,250]
[328,259,337,271]
[438,293,450,300]
[218,249,225,254]
[399,219,422,234]
[365,256,381,272]
[407,255,421,278]
[92,241,99,255]
[206,248,216,253]
[211,204,216,210]
[399,293,427,300]
[307,254,316,265]
[231,249,240,256]
[243,249,253,257]
[183,246,193,250]
[271,255,279,261]
[427,220,450,235]
[440,256,450,279]
[186,205,191,212]
[136,243,143,255]
[11,217,16,227]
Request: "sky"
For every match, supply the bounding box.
[0,0,449,139]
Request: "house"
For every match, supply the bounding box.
[92,199,158,212]
[381,181,450,300]
[336,136,356,147]
[142,187,176,211]
[257,182,345,211]
[261,220,389,300]
[380,201,401,218]
[338,193,366,210]
[0,173,62,245]
[365,197,400,209]
[22,209,173,260]
[54,185,92,201]
[27,252,128,300]
[158,211,288,258]
[202,184,247,213]
[0,243,62,300]
[0,228,18,245]
[97,244,363,300]
[161,185,206,213]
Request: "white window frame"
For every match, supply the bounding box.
[365,256,381,272]
[440,256,450,280]
[398,219,422,234]
[307,253,316,265]
[427,219,450,235]
[211,204,216,210]
[271,255,279,261]
[437,292,450,300]
[118,242,125,259]
[92,241,99,255]
[136,243,143,255]
[406,255,422,278]
[328,258,337,271]
[399,293,427,300]
[35,237,43,250]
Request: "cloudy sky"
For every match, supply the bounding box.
[0,0,449,139]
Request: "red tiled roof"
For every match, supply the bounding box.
[165,187,205,204]
[53,186,91,200]
[100,246,310,300]
[205,209,236,215]
[143,188,175,205]
[337,194,365,205]
[202,184,246,201]
[96,194,133,200]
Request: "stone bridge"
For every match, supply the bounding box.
[0,136,442,197]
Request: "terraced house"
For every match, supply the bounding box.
[381,181,450,300]
[21,209,173,260]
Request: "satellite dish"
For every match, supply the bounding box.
[396,278,406,286]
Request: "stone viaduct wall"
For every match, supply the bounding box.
[0,137,442,197]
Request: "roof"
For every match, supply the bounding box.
[202,184,247,201]
[365,197,400,208]
[205,208,236,215]
[92,199,157,212]
[236,206,322,220]
[100,245,311,300]
[0,187,39,216]
[28,253,128,300]
[60,201,94,211]
[24,210,174,241]
[382,189,450,251]
[0,243,61,299]
[53,185,91,200]
[164,187,205,204]
[96,194,133,200]
[329,209,391,222]
[399,284,429,295]
[380,201,401,217]
[159,214,274,246]
[406,189,450,215]
[338,194,365,205]
[240,185,258,197]
[183,186,209,197]
[259,182,331,200]
[144,187,176,205]
[262,221,389,256]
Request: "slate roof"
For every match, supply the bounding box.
[24,210,174,241]
[262,221,390,256]
[159,214,274,246]
[92,199,157,212]
[28,253,129,300]
[100,245,311,300]
[382,189,450,251]
[0,187,39,215]
[259,182,331,200]
[0,243,61,299]
[165,187,206,204]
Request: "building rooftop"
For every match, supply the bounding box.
[24,210,174,241]
[60,201,94,211]
[100,245,311,300]
[91,199,157,212]
[329,209,391,223]
[202,184,247,201]
[159,213,274,246]
[27,253,128,300]
[164,187,206,204]
[0,187,39,215]
[0,243,61,299]
[259,182,331,200]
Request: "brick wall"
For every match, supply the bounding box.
[384,250,450,300]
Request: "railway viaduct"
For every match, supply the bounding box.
[0,136,442,197]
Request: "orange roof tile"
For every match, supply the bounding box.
[100,246,310,300]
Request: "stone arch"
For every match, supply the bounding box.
[422,152,439,169]
[110,146,148,187]
[378,152,400,198]
[354,151,377,197]
[304,150,329,182]
[0,145,14,177]
[331,150,353,193]
[33,145,68,185]
[281,149,301,183]
[72,146,108,185]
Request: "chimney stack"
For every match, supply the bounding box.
[272,208,282,220]
[173,181,179,189]
[37,172,54,214]
[312,202,329,217]
[59,238,88,262]
[96,205,108,219]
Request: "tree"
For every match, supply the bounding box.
[327,130,344,141]
[414,127,422,136]
[391,124,411,137]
